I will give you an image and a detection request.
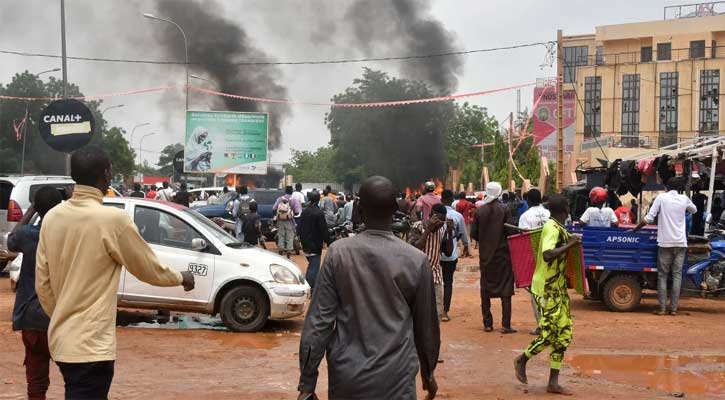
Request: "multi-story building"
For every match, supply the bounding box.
[563,3,725,167]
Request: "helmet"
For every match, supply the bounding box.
[424,181,435,192]
[589,187,607,205]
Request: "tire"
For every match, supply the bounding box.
[603,275,642,312]
[219,285,270,332]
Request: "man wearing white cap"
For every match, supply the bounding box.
[471,182,517,334]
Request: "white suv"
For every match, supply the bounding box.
[0,176,75,270]
[9,197,310,332]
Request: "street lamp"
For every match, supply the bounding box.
[144,13,188,111]
[35,68,61,78]
[138,132,157,165]
[101,104,124,114]
[129,122,151,151]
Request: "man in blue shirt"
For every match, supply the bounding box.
[8,186,63,400]
[440,189,470,322]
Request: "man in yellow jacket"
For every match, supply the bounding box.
[36,145,195,399]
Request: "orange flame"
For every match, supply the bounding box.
[404,178,444,199]
[225,175,258,189]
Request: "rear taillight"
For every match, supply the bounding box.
[8,200,23,222]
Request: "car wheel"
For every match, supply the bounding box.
[220,285,270,332]
[603,275,641,312]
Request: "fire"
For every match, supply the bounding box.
[225,175,257,189]
[404,178,444,199]
[432,178,444,196]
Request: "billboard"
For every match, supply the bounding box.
[532,85,575,159]
[184,111,268,174]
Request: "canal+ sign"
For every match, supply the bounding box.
[39,99,95,153]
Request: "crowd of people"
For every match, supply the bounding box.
[6,150,713,399]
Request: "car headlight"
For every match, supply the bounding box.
[270,264,301,284]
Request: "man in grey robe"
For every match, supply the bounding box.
[297,175,440,400]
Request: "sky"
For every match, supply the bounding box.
[0,0,690,167]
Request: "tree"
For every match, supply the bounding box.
[445,102,500,187]
[0,72,134,175]
[326,68,455,189]
[92,127,135,176]
[157,143,184,176]
[285,146,336,182]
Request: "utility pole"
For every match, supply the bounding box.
[556,29,565,192]
[60,0,70,175]
[508,112,513,191]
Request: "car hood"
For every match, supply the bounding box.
[226,245,305,279]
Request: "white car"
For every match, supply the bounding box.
[0,176,75,270]
[9,197,310,332]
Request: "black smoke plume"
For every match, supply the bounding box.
[153,0,290,150]
[345,0,463,94]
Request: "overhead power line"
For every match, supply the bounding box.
[0,41,553,67]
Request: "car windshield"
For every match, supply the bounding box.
[180,208,247,248]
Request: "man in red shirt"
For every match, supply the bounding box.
[614,200,635,226]
[456,192,475,256]
[146,186,157,199]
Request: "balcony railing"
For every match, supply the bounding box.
[564,46,725,69]
[579,131,721,152]
[664,2,725,20]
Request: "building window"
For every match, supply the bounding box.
[699,69,720,135]
[690,40,706,59]
[563,46,588,83]
[621,74,640,147]
[659,72,678,147]
[712,40,718,58]
[595,46,604,65]
[657,42,671,61]
[584,76,602,138]
[641,46,652,62]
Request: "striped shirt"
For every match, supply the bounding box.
[411,221,445,285]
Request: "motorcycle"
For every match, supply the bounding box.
[688,230,725,297]
[392,211,411,240]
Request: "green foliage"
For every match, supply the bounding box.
[91,127,135,176]
[326,68,455,188]
[445,102,499,186]
[285,146,336,182]
[0,72,134,175]
[157,143,184,176]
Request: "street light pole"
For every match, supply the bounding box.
[130,122,150,151]
[101,104,124,115]
[138,132,157,165]
[144,13,188,111]
[60,0,70,176]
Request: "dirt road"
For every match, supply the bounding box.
[1,253,723,399]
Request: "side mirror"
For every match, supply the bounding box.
[191,238,208,251]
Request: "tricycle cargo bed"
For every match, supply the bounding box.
[569,226,659,273]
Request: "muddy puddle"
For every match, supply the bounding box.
[117,311,228,331]
[569,354,725,396]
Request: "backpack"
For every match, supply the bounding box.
[236,196,252,219]
[225,194,237,214]
[276,198,292,221]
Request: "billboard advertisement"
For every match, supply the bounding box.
[532,85,575,159]
[184,111,268,174]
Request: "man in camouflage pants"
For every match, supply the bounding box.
[514,196,581,395]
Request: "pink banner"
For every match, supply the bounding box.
[532,85,575,158]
